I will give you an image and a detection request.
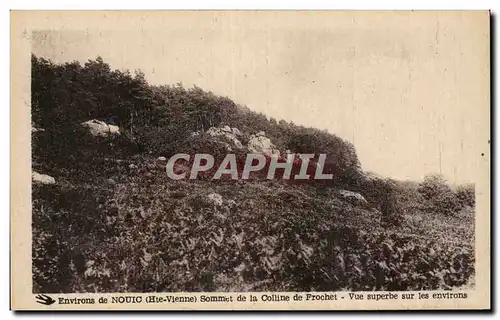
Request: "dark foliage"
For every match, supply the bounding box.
[31,55,475,293]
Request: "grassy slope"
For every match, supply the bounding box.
[32,156,475,293]
[30,56,474,293]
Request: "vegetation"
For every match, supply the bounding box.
[32,55,475,293]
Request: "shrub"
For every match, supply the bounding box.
[455,183,475,208]
[418,174,461,215]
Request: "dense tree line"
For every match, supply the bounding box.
[31,55,361,184]
[32,55,475,218]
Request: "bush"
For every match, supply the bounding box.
[418,175,461,215]
[455,183,475,208]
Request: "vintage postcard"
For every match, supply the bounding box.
[11,10,490,310]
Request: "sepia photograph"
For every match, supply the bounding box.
[11,10,490,310]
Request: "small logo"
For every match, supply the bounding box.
[35,294,56,305]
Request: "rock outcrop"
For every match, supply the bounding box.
[339,190,368,206]
[81,119,120,137]
[247,132,280,158]
[207,193,224,207]
[206,126,243,151]
[32,171,56,185]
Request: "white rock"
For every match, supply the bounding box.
[247,135,281,159]
[207,193,224,207]
[81,119,120,137]
[206,126,243,150]
[339,190,368,206]
[32,171,55,185]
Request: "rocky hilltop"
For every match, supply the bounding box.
[31,55,475,293]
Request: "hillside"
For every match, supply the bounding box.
[31,56,475,293]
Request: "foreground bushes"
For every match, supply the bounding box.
[32,169,475,293]
[417,175,475,216]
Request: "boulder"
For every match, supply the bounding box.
[247,133,280,158]
[339,190,368,206]
[206,126,243,149]
[32,171,55,185]
[207,193,224,207]
[81,119,120,137]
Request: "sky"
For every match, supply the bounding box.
[30,11,490,184]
